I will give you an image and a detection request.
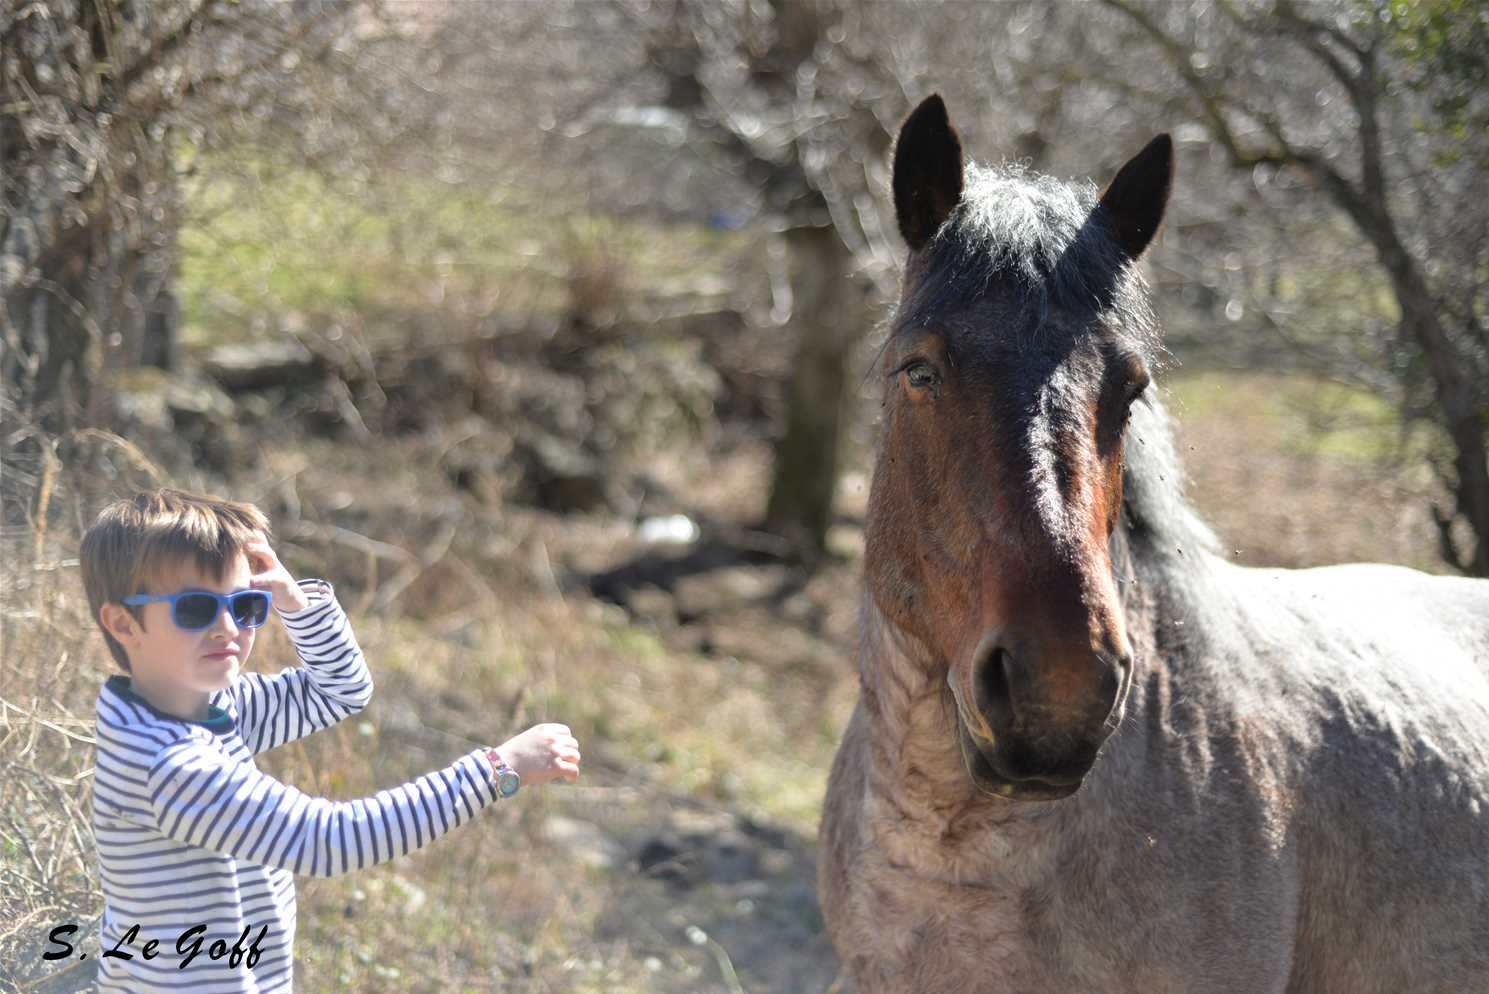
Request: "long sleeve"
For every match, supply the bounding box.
[145,740,500,878]
[227,578,375,755]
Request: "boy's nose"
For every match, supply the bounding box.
[209,606,240,637]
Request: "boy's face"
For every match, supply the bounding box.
[114,552,258,717]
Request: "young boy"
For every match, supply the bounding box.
[81,488,581,992]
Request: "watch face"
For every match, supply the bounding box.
[497,770,520,798]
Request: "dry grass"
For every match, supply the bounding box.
[0,554,101,991]
[0,428,848,994]
[1165,369,1452,574]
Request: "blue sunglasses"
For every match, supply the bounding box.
[123,589,271,631]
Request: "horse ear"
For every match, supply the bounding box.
[1098,134,1174,258]
[893,95,964,252]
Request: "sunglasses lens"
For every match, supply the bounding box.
[174,594,221,630]
[233,591,271,628]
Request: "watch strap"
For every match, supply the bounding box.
[484,747,520,798]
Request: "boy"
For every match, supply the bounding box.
[81,488,581,992]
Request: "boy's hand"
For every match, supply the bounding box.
[245,533,311,614]
[493,724,581,786]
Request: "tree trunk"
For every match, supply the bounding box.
[1,0,181,435]
[1368,229,1489,576]
[1313,52,1489,578]
[764,222,862,563]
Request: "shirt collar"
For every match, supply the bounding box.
[105,674,236,735]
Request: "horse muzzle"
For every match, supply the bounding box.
[956,723,1089,800]
[951,629,1132,800]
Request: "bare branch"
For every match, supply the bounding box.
[114,0,221,100]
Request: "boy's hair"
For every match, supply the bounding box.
[80,489,270,671]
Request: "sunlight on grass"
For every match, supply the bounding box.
[177,154,750,352]
[1165,369,1439,467]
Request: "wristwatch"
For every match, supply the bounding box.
[484,748,520,799]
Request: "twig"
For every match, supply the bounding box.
[5,813,49,881]
[290,521,417,565]
[372,518,459,612]
[0,699,97,747]
[530,535,563,602]
[64,428,167,486]
[30,437,57,565]
[686,926,748,994]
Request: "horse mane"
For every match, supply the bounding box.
[1119,392,1222,561]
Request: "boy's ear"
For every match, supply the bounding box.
[99,602,140,646]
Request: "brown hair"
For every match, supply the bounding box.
[80,489,270,671]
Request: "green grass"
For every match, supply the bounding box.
[1165,368,1437,467]
[177,154,750,352]
[1161,367,1452,573]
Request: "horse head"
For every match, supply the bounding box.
[866,95,1173,800]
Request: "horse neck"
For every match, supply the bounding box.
[1109,483,1224,683]
[855,592,1048,834]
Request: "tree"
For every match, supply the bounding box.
[1,0,365,437]
[620,1,1054,563]
[624,0,895,563]
[1097,0,1489,575]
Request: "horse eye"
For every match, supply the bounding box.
[904,362,939,390]
[1124,372,1151,407]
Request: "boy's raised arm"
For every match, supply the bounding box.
[228,537,374,754]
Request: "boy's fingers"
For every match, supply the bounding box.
[243,538,283,569]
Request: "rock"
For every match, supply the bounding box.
[622,585,676,627]
[163,375,245,473]
[106,368,248,474]
[203,340,321,392]
[637,830,690,883]
[635,824,760,887]
[163,376,235,426]
[509,431,611,512]
[541,816,627,870]
[672,566,784,621]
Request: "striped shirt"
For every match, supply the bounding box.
[91,579,501,993]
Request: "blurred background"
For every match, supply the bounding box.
[2,1,1485,991]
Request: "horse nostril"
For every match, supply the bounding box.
[1099,652,1132,698]
[975,645,1016,732]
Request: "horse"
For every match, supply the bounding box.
[817,95,1489,994]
